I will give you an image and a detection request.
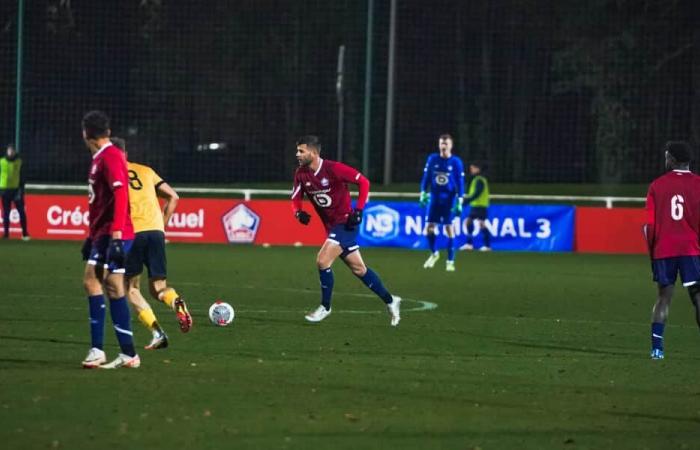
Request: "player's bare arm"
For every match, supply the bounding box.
[157,182,180,225]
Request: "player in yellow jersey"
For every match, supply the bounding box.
[111,137,193,350]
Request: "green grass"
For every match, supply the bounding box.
[1,240,698,450]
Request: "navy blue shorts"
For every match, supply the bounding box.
[88,235,134,274]
[468,206,488,220]
[426,201,455,225]
[327,223,360,258]
[651,256,700,287]
[125,230,167,278]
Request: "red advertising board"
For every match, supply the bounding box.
[0,194,326,245]
[575,206,647,254]
[1,194,650,254]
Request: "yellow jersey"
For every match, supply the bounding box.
[127,162,166,233]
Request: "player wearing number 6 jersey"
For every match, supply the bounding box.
[645,141,700,360]
[291,135,401,326]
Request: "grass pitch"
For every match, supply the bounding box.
[1,240,699,450]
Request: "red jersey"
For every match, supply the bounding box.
[291,159,370,231]
[87,144,135,240]
[645,169,700,259]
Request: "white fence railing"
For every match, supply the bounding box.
[25,184,645,209]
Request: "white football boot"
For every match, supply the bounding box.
[387,296,402,327]
[479,246,492,252]
[144,331,169,350]
[99,353,141,369]
[423,252,440,268]
[445,260,455,272]
[305,305,332,322]
[82,347,106,369]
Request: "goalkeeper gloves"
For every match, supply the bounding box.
[295,210,311,225]
[452,197,464,215]
[419,191,430,207]
[81,238,93,261]
[106,238,125,267]
[345,209,363,230]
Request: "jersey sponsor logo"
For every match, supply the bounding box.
[360,204,400,242]
[313,193,332,208]
[221,204,260,243]
[434,172,449,186]
[87,184,95,204]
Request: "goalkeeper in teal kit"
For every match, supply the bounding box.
[418,134,465,272]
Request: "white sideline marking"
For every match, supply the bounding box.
[165,231,204,238]
[177,282,438,314]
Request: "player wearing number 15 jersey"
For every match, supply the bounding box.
[291,135,401,326]
[645,141,700,360]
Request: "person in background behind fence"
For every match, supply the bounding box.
[0,144,29,240]
[461,161,491,251]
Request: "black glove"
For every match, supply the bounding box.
[345,209,363,230]
[81,238,93,261]
[295,210,311,225]
[106,238,125,267]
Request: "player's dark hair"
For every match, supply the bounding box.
[297,135,322,153]
[439,134,453,142]
[82,110,111,140]
[665,141,692,164]
[110,136,126,151]
[470,160,489,174]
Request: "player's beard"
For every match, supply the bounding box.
[298,156,312,167]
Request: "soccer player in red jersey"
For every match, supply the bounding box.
[645,141,700,359]
[291,135,402,326]
[79,111,140,369]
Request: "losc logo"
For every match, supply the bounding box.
[360,204,400,242]
[221,204,260,243]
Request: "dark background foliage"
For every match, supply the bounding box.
[0,0,697,184]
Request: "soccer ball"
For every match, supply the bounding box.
[208,301,235,326]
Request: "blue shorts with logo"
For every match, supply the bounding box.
[327,223,360,258]
[426,200,456,225]
[651,256,700,287]
[88,235,134,274]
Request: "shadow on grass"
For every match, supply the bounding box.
[607,410,700,424]
[0,335,85,346]
[496,339,634,356]
[0,357,73,369]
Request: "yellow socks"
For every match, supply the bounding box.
[159,288,180,309]
[138,308,158,331]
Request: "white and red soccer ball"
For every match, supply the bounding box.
[208,301,235,326]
